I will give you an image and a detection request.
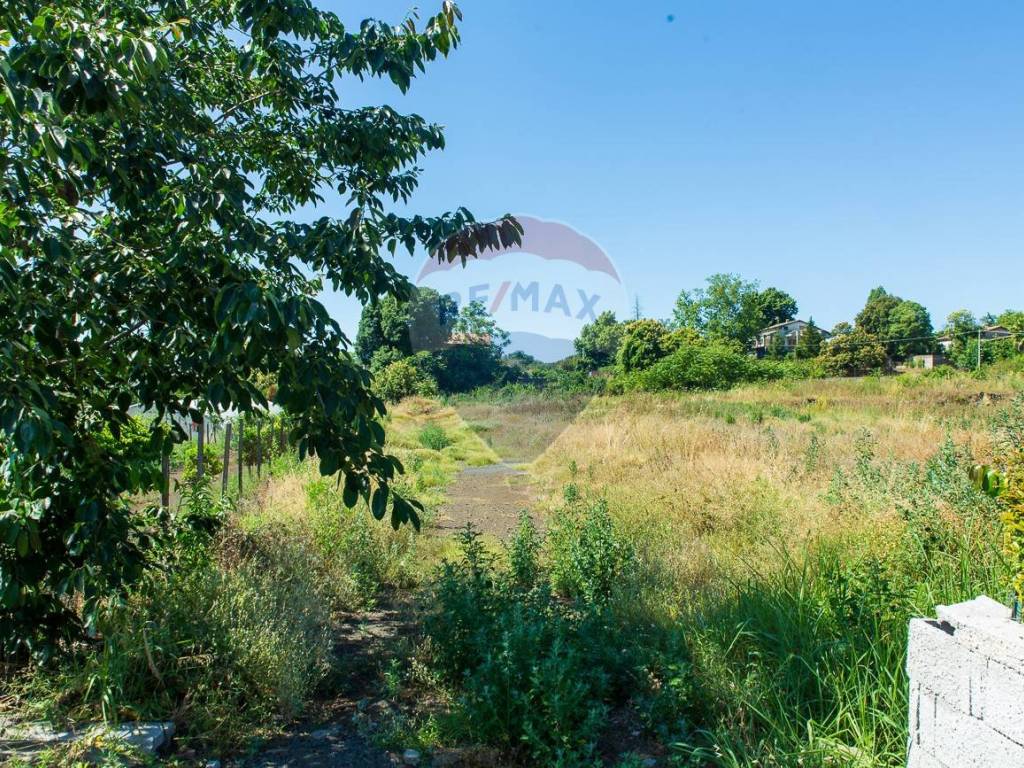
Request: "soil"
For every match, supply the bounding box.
[433,462,537,539]
[231,600,416,768]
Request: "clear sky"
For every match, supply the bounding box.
[318,1,1024,337]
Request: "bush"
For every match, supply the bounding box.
[434,343,504,393]
[548,498,638,605]
[617,319,670,373]
[818,329,888,376]
[422,513,690,766]
[374,359,439,402]
[180,441,224,481]
[417,424,452,451]
[21,528,333,752]
[633,342,751,391]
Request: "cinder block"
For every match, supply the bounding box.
[923,696,1024,767]
[936,596,1024,674]
[908,682,921,748]
[907,746,952,768]
[977,658,1024,747]
[907,618,986,717]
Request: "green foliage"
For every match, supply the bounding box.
[435,342,505,393]
[854,288,933,357]
[794,318,824,359]
[632,342,752,392]
[574,311,624,368]
[672,273,764,345]
[0,0,523,656]
[19,527,333,752]
[417,424,451,451]
[855,286,903,337]
[887,300,934,357]
[374,359,439,403]
[356,288,460,364]
[765,330,789,360]
[756,286,799,327]
[680,438,1006,766]
[238,414,291,467]
[180,442,224,481]
[451,300,510,351]
[423,522,689,767]
[617,319,670,373]
[548,498,637,605]
[819,329,888,376]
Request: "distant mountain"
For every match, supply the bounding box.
[506,331,574,363]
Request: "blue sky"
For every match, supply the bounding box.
[318,1,1024,337]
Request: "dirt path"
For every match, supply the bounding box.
[434,461,537,538]
[235,601,415,768]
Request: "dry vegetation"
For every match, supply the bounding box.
[531,375,1014,592]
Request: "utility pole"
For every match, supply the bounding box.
[977,329,982,371]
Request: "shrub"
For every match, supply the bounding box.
[374,359,439,402]
[20,527,333,752]
[417,424,452,451]
[434,343,504,393]
[818,329,888,376]
[423,522,689,766]
[617,319,671,373]
[633,342,751,391]
[180,442,224,481]
[549,498,638,605]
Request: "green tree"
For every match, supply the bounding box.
[943,310,980,368]
[452,300,510,350]
[997,310,1024,337]
[766,332,789,360]
[355,288,458,364]
[819,330,888,376]
[671,273,763,345]
[756,287,799,327]
[887,300,934,358]
[574,311,623,368]
[0,0,521,657]
[944,310,980,337]
[831,321,853,336]
[794,319,823,359]
[855,287,902,338]
[617,320,670,373]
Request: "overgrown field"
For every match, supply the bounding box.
[8,374,1023,768]
[522,372,1020,765]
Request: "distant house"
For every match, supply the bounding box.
[753,320,831,358]
[937,324,1012,352]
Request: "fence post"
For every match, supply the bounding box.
[221,422,232,496]
[196,417,204,480]
[256,421,262,480]
[161,451,170,509]
[237,416,244,494]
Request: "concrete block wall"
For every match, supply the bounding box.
[907,596,1024,767]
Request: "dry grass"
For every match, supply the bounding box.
[450,392,592,461]
[531,374,1019,592]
